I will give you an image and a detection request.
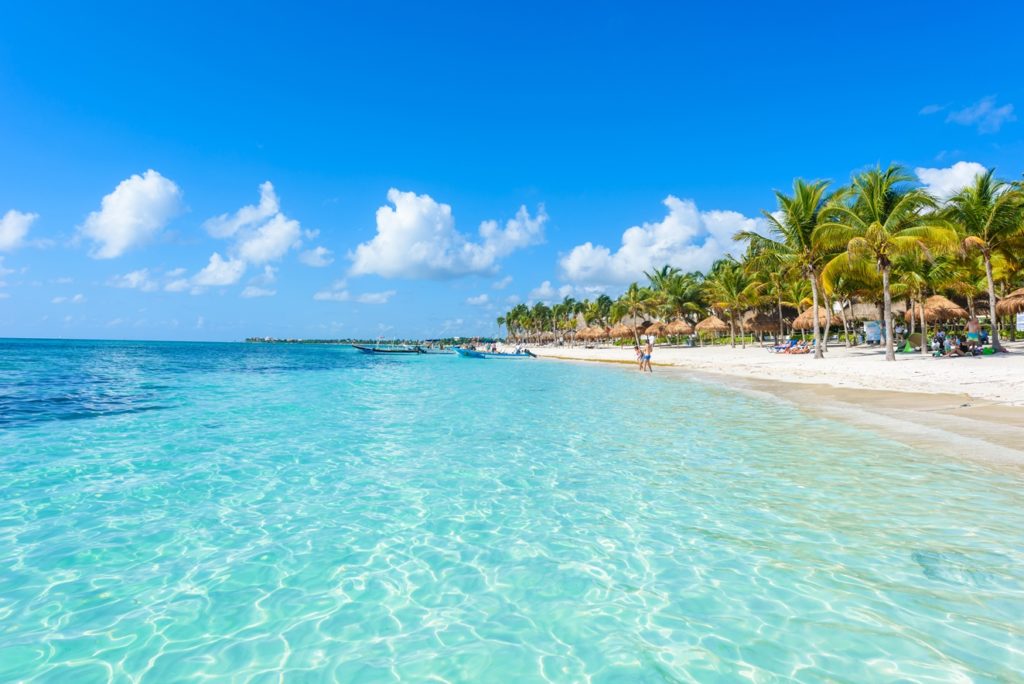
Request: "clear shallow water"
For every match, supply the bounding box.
[1,339,1022,683]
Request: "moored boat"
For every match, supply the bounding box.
[452,347,534,359]
[352,344,424,354]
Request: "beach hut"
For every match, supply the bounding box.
[904,295,969,323]
[694,315,728,345]
[792,306,840,330]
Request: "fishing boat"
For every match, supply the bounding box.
[352,343,424,354]
[452,347,535,359]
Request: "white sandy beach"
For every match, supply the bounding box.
[527,341,1024,405]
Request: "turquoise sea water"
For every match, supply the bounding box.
[1,339,1022,683]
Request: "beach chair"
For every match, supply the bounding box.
[769,339,796,353]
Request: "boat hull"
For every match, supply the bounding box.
[453,348,534,359]
[352,344,424,354]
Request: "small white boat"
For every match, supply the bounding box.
[452,347,534,359]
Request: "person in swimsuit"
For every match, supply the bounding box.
[642,339,653,372]
[967,317,981,348]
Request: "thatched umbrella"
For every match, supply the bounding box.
[695,315,728,337]
[792,307,839,330]
[645,321,668,337]
[995,288,1024,316]
[743,312,776,333]
[666,319,694,335]
[904,295,969,323]
[609,323,632,339]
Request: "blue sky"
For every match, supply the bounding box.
[2,2,1022,341]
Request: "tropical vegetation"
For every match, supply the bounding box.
[499,164,1024,359]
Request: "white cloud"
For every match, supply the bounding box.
[0,210,39,251]
[916,161,987,201]
[946,96,1016,133]
[236,213,301,264]
[560,196,762,287]
[313,280,395,304]
[204,181,279,238]
[527,280,573,303]
[299,246,334,267]
[186,182,306,292]
[203,182,300,263]
[349,188,546,279]
[354,290,396,304]
[109,268,158,292]
[0,257,14,276]
[80,170,183,258]
[165,278,190,292]
[466,293,489,305]
[250,265,277,286]
[492,275,513,289]
[919,104,945,115]
[505,294,520,305]
[52,293,86,304]
[241,286,276,298]
[193,252,246,287]
[240,266,277,297]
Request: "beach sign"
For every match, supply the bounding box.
[865,321,882,344]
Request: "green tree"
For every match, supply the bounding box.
[945,169,1024,351]
[611,282,658,345]
[736,178,835,359]
[816,165,958,361]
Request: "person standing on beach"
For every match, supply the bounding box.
[642,339,653,373]
[967,317,981,348]
[634,344,643,370]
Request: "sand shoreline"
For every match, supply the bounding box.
[523,342,1024,466]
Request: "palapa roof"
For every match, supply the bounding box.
[742,311,776,332]
[666,318,694,335]
[695,315,729,333]
[608,323,633,338]
[792,306,840,330]
[996,288,1024,316]
[904,295,969,323]
[645,321,668,336]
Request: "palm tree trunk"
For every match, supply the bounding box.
[908,300,916,336]
[809,271,823,359]
[822,291,832,352]
[919,297,927,356]
[839,300,851,347]
[777,293,784,342]
[882,264,895,361]
[984,254,1003,352]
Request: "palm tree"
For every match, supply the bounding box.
[704,258,754,348]
[736,178,835,359]
[496,315,507,340]
[644,265,681,292]
[945,169,1024,351]
[611,282,657,345]
[816,165,958,361]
